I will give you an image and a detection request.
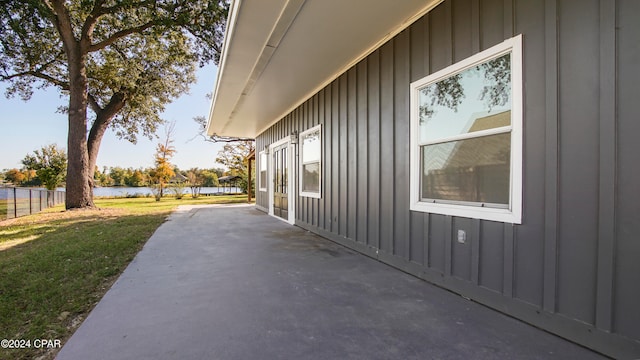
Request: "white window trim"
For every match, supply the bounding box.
[299,124,322,199]
[409,34,523,224]
[258,150,267,192]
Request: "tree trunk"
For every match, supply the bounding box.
[50,0,95,209]
[87,116,111,185]
[87,94,125,182]
[65,48,95,209]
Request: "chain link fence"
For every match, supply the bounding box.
[0,187,65,220]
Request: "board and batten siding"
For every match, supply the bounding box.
[255,0,640,357]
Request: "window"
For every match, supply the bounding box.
[299,124,322,198]
[259,151,267,191]
[410,35,522,223]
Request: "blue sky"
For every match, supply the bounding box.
[0,65,226,171]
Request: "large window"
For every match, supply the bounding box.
[299,125,322,198]
[410,35,522,223]
[259,151,267,191]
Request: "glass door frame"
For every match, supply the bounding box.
[268,137,295,224]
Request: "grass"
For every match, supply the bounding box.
[0,195,250,360]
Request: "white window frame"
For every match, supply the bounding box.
[299,124,322,199]
[258,150,267,192]
[409,35,523,224]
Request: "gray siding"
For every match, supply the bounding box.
[614,0,640,342]
[255,0,640,357]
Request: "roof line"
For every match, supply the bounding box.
[223,0,307,134]
[254,0,445,136]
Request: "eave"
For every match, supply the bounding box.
[207,0,444,139]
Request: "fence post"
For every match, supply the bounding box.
[13,187,17,219]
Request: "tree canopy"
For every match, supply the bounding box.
[215,140,254,193]
[0,0,228,209]
[22,144,68,190]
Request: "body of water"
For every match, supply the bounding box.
[2,186,241,198]
[91,186,241,197]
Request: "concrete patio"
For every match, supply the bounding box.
[56,204,607,360]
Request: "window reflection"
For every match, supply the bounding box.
[418,53,511,143]
[301,126,321,195]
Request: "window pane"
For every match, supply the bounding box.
[260,170,267,189]
[302,129,321,162]
[418,53,511,143]
[283,148,287,194]
[421,133,511,205]
[302,162,320,193]
[260,152,267,168]
[274,152,280,191]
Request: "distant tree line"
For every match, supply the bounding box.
[1,166,224,189]
[0,137,255,196]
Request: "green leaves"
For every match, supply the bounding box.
[21,144,68,190]
[1,0,228,140]
[1,0,228,207]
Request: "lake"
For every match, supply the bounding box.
[90,186,241,197]
[1,186,241,199]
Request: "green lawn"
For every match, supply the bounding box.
[0,195,250,360]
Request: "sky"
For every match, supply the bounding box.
[0,65,226,171]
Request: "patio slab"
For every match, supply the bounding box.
[56,204,608,360]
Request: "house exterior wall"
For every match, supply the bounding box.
[255,0,640,357]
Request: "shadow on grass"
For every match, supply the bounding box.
[0,210,169,360]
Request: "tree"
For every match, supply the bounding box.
[22,169,39,186]
[211,168,225,178]
[108,167,127,186]
[150,122,176,200]
[22,144,67,190]
[93,166,112,186]
[1,1,228,209]
[200,169,220,187]
[215,140,255,193]
[216,141,254,172]
[4,169,25,185]
[186,169,204,198]
[126,169,146,187]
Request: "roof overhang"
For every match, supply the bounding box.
[207,0,444,138]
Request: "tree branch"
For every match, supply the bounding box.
[0,48,65,83]
[87,93,101,114]
[79,0,107,51]
[88,94,124,142]
[100,0,157,15]
[48,0,78,51]
[87,21,157,53]
[100,92,127,121]
[209,135,256,143]
[2,70,69,91]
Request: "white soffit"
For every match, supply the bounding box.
[207,0,444,138]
